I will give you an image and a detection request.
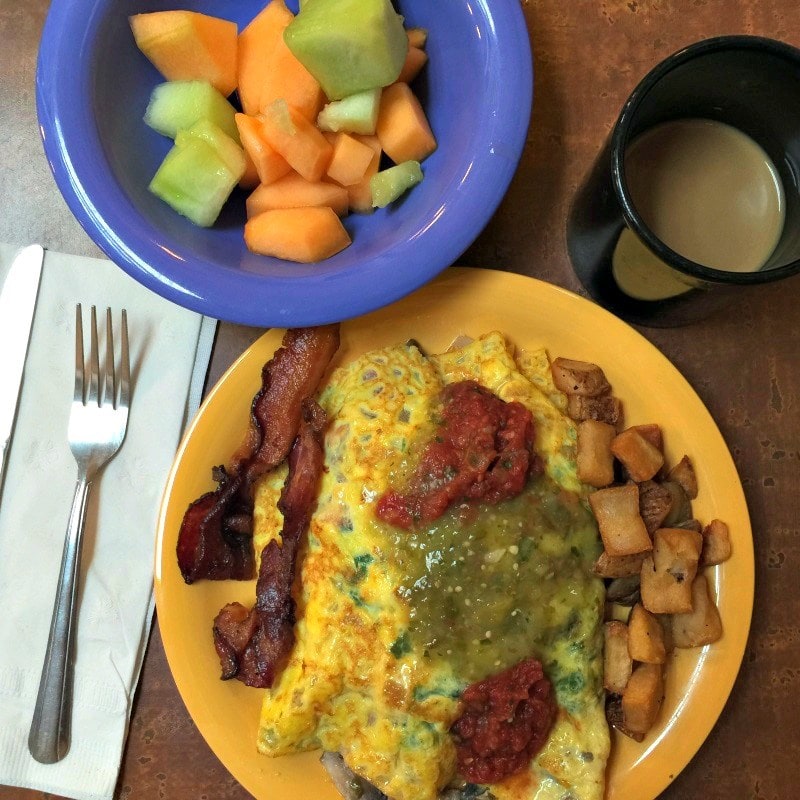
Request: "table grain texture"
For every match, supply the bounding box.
[2,1,798,798]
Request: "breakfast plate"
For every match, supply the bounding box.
[154,267,753,800]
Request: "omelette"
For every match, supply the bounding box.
[251,332,609,800]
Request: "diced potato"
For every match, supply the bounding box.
[611,428,665,482]
[567,394,623,427]
[656,613,674,655]
[551,357,611,397]
[640,527,702,614]
[632,423,663,452]
[671,574,723,647]
[622,663,664,736]
[594,550,647,578]
[604,621,633,694]
[577,420,616,487]
[668,455,698,499]
[638,480,673,535]
[588,485,653,557]
[701,519,732,566]
[606,693,644,742]
[627,603,667,663]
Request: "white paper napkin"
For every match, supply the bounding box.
[0,245,216,800]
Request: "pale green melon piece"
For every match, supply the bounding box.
[317,88,382,135]
[370,160,423,208]
[176,119,246,180]
[148,136,238,227]
[144,80,240,143]
[284,0,407,100]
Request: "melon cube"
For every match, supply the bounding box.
[244,207,351,262]
[284,0,407,100]
[346,134,382,214]
[235,113,292,187]
[326,133,376,186]
[144,81,240,143]
[149,136,239,227]
[176,119,246,180]
[317,89,382,135]
[246,173,349,218]
[376,82,437,163]
[130,11,237,97]
[370,160,423,208]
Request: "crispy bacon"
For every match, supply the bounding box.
[212,400,327,687]
[176,325,339,584]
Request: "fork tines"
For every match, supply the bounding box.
[74,304,130,410]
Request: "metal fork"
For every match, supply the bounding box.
[28,305,131,764]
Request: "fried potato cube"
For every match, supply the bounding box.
[604,621,633,694]
[632,423,663,452]
[627,603,667,663]
[551,357,611,397]
[577,420,616,487]
[622,663,664,737]
[638,480,673,535]
[594,550,647,578]
[611,428,665,482]
[589,485,652,557]
[606,693,644,742]
[701,519,732,566]
[668,454,698,499]
[640,528,702,614]
[671,574,723,647]
[567,394,624,427]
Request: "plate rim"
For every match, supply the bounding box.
[154,267,754,800]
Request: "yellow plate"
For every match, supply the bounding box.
[154,268,753,800]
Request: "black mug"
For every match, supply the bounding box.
[567,35,800,327]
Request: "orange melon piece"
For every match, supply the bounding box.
[398,46,428,84]
[406,27,428,49]
[246,173,349,218]
[244,207,351,262]
[259,34,324,122]
[239,150,260,190]
[376,82,437,164]
[235,113,292,186]
[346,135,382,214]
[130,11,237,97]
[326,133,376,187]
[237,0,293,115]
[259,100,333,183]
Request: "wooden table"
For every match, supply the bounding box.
[2,1,798,798]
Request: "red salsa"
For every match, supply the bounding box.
[450,657,556,784]
[376,380,540,528]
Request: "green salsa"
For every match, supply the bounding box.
[379,474,604,705]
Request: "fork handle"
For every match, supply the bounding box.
[28,470,91,764]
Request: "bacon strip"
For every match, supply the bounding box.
[212,400,327,687]
[176,325,339,584]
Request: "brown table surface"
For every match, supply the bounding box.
[2,0,798,798]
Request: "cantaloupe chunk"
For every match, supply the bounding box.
[239,150,260,190]
[130,11,237,98]
[235,113,292,186]
[406,27,428,49]
[246,173,349,218]
[398,45,428,84]
[326,133,376,186]
[237,0,294,115]
[244,207,351,262]
[346,135,382,213]
[376,82,437,163]
[259,100,333,182]
[259,32,324,121]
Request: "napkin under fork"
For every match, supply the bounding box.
[0,244,216,800]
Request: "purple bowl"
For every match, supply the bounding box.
[36,0,533,326]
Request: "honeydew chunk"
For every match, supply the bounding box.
[370,160,423,208]
[144,81,240,142]
[284,0,408,100]
[149,136,239,227]
[175,120,246,179]
[317,89,382,135]
[130,11,237,97]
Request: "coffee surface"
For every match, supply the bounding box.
[624,118,785,272]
